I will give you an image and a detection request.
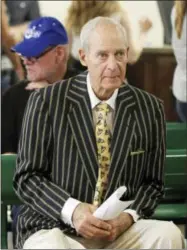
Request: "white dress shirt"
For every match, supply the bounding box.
[61,74,139,227]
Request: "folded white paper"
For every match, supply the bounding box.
[93,186,134,220]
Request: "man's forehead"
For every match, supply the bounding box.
[89,27,125,44]
[88,38,127,53]
[95,48,126,53]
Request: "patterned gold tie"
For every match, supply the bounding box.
[93,103,111,207]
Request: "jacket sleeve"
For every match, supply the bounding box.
[13,89,70,221]
[130,101,166,218]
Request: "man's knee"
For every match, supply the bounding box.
[154,221,185,249]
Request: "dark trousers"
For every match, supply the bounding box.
[1,70,18,95]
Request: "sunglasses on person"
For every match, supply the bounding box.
[20,46,56,63]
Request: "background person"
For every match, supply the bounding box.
[1,0,25,94]
[2,16,72,154]
[5,0,41,42]
[171,0,187,121]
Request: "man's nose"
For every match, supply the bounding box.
[107,56,118,71]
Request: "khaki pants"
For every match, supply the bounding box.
[23,219,185,249]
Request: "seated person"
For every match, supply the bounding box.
[13,16,185,249]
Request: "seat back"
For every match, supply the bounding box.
[166,122,187,149]
[1,154,21,249]
[1,154,22,204]
[164,149,187,202]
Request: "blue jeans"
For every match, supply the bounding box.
[176,100,187,122]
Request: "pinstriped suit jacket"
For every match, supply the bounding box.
[13,71,166,248]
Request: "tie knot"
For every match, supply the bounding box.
[96,103,110,114]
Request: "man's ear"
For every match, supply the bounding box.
[78,48,88,66]
[56,46,66,61]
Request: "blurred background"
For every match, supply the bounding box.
[1,0,185,122]
[39,0,166,47]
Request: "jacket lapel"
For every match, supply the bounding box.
[67,72,98,190]
[105,83,137,199]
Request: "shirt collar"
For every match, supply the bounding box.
[87,73,118,110]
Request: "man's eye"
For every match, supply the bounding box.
[98,53,107,58]
[116,51,125,57]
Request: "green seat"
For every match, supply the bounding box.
[164,149,187,201]
[154,204,187,220]
[152,149,187,237]
[166,122,187,149]
[1,154,22,249]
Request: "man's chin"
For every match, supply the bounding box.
[102,79,122,89]
[27,75,40,82]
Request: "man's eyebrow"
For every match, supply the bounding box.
[96,50,108,54]
[115,49,126,52]
[96,49,126,54]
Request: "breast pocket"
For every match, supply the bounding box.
[128,149,147,184]
[130,149,145,156]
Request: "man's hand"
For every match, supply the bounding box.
[25,81,49,90]
[106,212,134,242]
[72,203,112,239]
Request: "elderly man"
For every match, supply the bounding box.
[13,17,185,249]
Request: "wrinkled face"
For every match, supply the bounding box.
[21,47,60,82]
[79,23,129,99]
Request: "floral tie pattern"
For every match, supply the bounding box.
[93,103,111,207]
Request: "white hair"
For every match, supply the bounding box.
[80,16,129,52]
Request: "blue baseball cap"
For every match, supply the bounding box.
[11,16,68,58]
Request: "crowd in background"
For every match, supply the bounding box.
[1,0,186,122]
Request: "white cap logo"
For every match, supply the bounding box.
[24,26,42,39]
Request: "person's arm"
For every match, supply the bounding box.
[13,90,70,220]
[130,101,166,218]
[1,1,24,79]
[119,11,152,64]
[9,22,28,42]
[119,10,142,64]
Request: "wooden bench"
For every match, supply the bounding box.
[1,150,187,248]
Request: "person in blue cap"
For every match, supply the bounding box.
[2,15,78,153]
[2,16,79,247]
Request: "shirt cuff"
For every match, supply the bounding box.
[61,198,81,228]
[124,209,140,222]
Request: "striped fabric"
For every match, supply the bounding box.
[13,71,166,248]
